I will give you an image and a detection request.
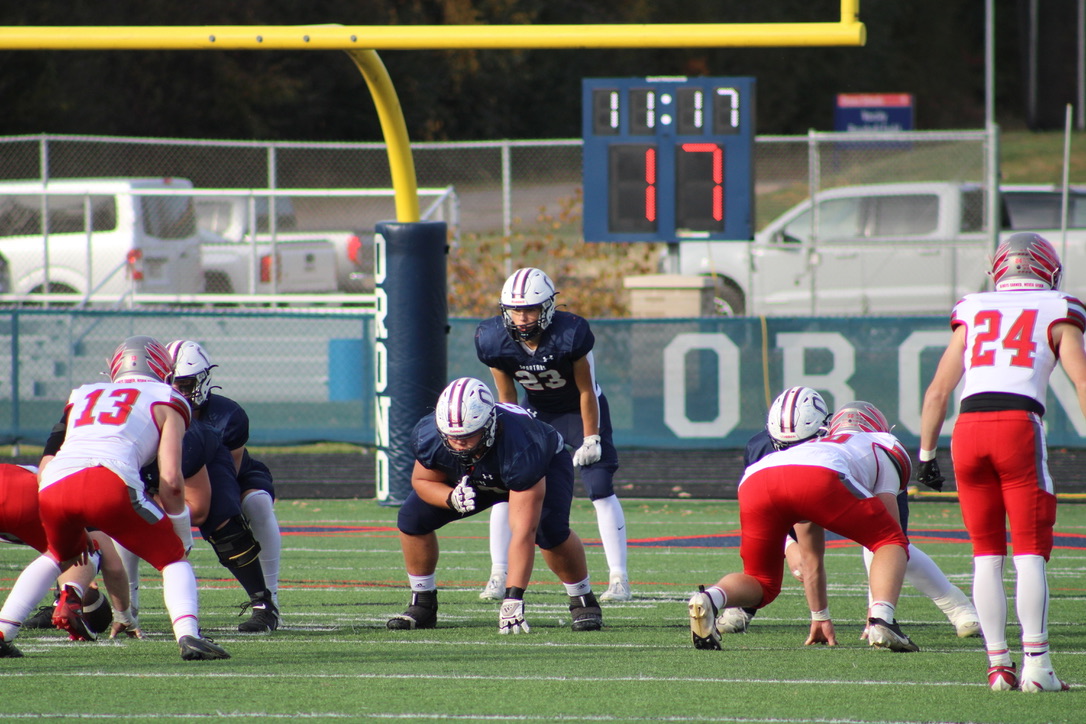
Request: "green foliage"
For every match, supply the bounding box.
[1,498,1084,722]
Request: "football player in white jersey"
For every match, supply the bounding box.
[920,232,1086,692]
[0,336,229,661]
[688,400,919,653]
[716,389,978,641]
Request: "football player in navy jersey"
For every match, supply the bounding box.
[168,341,282,632]
[133,413,279,633]
[474,268,630,603]
[387,377,603,634]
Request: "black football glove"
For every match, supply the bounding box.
[916,458,945,492]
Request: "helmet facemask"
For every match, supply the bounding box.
[500,268,557,342]
[167,340,218,407]
[501,303,552,342]
[439,418,497,464]
[436,378,498,463]
[173,369,215,408]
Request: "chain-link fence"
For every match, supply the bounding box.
[0,130,992,230]
[1,307,372,447]
[0,130,1002,450]
[0,131,996,312]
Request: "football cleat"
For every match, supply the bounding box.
[178,635,230,661]
[866,617,919,652]
[23,604,56,630]
[387,590,438,630]
[689,586,722,650]
[569,593,603,631]
[52,584,97,641]
[950,609,981,639]
[1020,665,1071,693]
[599,573,632,602]
[934,589,981,638]
[479,572,506,601]
[716,606,755,634]
[987,663,1019,691]
[237,594,280,633]
[0,633,23,659]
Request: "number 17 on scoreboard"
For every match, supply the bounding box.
[581,76,755,244]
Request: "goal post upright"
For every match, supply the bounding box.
[0,2,866,502]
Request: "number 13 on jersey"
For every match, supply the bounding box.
[581,76,755,243]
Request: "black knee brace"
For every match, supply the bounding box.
[205,515,262,569]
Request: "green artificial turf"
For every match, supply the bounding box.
[0,497,1083,723]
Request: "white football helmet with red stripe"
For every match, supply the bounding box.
[109,336,174,384]
[435,377,497,462]
[500,267,557,341]
[767,386,830,450]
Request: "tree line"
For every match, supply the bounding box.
[0,1,1047,142]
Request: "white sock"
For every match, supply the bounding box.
[974,554,1008,654]
[1022,635,1053,670]
[705,586,727,612]
[242,490,281,604]
[591,495,628,577]
[931,587,973,619]
[862,547,874,608]
[869,601,896,622]
[904,544,956,600]
[162,561,200,641]
[563,576,592,597]
[488,502,511,574]
[115,540,141,614]
[408,574,436,592]
[1013,554,1049,639]
[0,555,61,641]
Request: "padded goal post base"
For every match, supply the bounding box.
[374,221,448,505]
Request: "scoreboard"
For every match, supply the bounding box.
[582,76,755,243]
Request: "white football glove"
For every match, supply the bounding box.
[447,475,477,514]
[572,435,602,467]
[499,598,530,634]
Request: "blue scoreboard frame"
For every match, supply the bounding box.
[582,76,755,243]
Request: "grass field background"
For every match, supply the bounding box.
[1,496,1084,723]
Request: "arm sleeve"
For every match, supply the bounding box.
[41,409,71,457]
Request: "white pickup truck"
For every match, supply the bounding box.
[195,194,343,294]
[672,182,1086,316]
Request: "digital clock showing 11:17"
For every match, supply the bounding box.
[581,76,755,243]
